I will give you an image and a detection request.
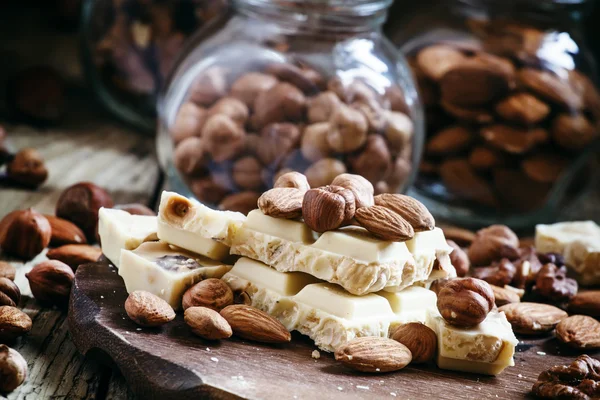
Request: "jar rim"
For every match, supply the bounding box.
[235,0,394,16]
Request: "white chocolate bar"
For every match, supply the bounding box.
[379,286,437,331]
[222,257,437,352]
[98,208,158,267]
[158,219,230,261]
[535,221,600,285]
[157,191,245,248]
[426,309,518,376]
[119,242,232,309]
[402,228,456,287]
[231,210,418,295]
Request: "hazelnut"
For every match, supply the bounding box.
[56,182,114,242]
[446,240,469,277]
[551,113,598,151]
[327,103,368,153]
[230,72,278,108]
[256,123,301,167]
[182,278,234,311]
[170,102,206,144]
[350,135,391,184]
[384,85,410,113]
[302,185,355,232]
[386,157,411,193]
[468,225,520,266]
[307,91,340,123]
[328,78,379,105]
[187,67,227,106]
[385,111,413,155]
[232,156,263,190]
[0,306,32,342]
[173,137,208,176]
[206,97,249,126]
[274,171,310,192]
[472,258,517,287]
[391,322,437,363]
[265,63,320,95]
[218,191,260,215]
[0,345,27,393]
[301,122,332,162]
[352,101,386,133]
[0,278,20,307]
[253,82,306,128]
[304,158,346,188]
[0,209,51,260]
[189,176,230,205]
[332,173,374,209]
[0,262,16,281]
[6,148,48,188]
[202,114,245,162]
[25,260,74,306]
[437,277,495,327]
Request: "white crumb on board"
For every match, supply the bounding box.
[211,357,218,363]
[356,385,369,390]
[311,350,320,359]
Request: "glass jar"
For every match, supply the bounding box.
[388,0,600,229]
[81,0,228,131]
[156,0,423,214]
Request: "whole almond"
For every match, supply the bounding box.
[0,278,20,307]
[480,125,548,154]
[125,291,176,327]
[220,304,291,343]
[439,159,499,208]
[355,205,414,241]
[258,188,304,219]
[495,93,550,125]
[0,306,32,342]
[568,291,600,318]
[426,126,472,155]
[499,302,567,334]
[490,285,520,307]
[374,194,435,232]
[184,306,232,340]
[331,173,374,209]
[334,337,412,373]
[555,315,600,349]
[45,215,87,246]
[26,260,74,305]
[391,323,437,364]
[522,153,569,183]
[416,45,466,81]
[518,68,583,110]
[273,171,310,192]
[46,244,102,270]
[182,279,233,311]
[0,262,16,281]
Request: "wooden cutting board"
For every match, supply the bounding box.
[68,260,595,400]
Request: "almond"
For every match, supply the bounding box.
[440,100,494,124]
[46,244,102,270]
[426,126,473,155]
[439,159,499,208]
[355,205,414,241]
[258,187,304,219]
[493,168,552,212]
[518,68,583,110]
[555,315,600,349]
[273,171,310,192]
[0,262,16,281]
[495,93,550,125]
[391,323,437,363]
[334,337,412,373]
[499,302,567,334]
[182,279,233,311]
[490,284,520,307]
[373,194,435,232]
[568,291,600,318]
[0,306,32,342]
[480,125,548,154]
[220,304,291,343]
[521,153,569,183]
[0,278,20,307]
[45,215,87,246]
[124,291,176,327]
[331,173,374,209]
[184,306,232,340]
[416,45,466,81]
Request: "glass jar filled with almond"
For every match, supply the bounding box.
[156,0,423,214]
[387,0,600,228]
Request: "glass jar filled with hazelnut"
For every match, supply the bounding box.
[387,0,600,228]
[81,0,228,131]
[157,0,423,214]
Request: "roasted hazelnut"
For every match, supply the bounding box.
[187,67,227,107]
[182,278,234,311]
[26,260,74,306]
[274,171,310,192]
[386,157,411,193]
[218,191,260,215]
[385,111,414,155]
[331,173,374,209]
[302,185,356,232]
[352,101,386,133]
[468,225,520,266]
[56,182,114,242]
[206,97,249,126]
[384,85,410,114]
[170,102,206,144]
[189,176,230,205]
[307,91,340,123]
[265,63,320,95]
[202,114,245,162]
[256,123,301,166]
[304,158,346,188]
[6,148,48,188]
[472,258,516,287]
[350,135,391,184]
[446,240,469,277]
[328,78,379,105]
[551,113,598,151]
[173,137,208,176]
[533,263,578,303]
[253,82,306,128]
[0,345,27,393]
[301,122,332,162]
[0,209,51,260]
[232,156,263,190]
[230,72,278,108]
[437,277,495,327]
[327,103,368,153]
[391,322,437,363]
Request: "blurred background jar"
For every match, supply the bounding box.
[81,0,228,131]
[387,0,600,229]
[157,0,423,214]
